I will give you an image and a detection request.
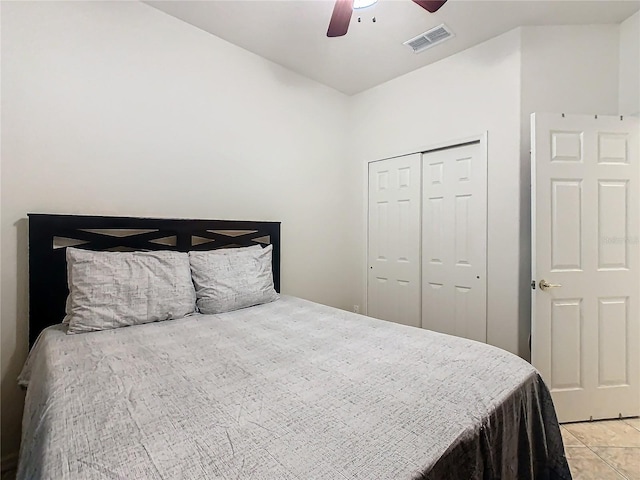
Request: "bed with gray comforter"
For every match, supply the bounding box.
[18,296,571,479]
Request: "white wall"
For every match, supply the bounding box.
[350,29,524,358]
[619,11,640,115]
[1,1,633,465]
[0,1,355,460]
[518,25,621,357]
[521,25,620,118]
[350,23,623,364]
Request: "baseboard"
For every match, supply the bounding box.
[1,452,18,473]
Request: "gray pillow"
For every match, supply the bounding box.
[189,245,279,314]
[64,248,196,334]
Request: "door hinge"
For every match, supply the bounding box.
[531,280,536,290]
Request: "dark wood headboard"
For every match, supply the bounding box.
[28,214,281,346]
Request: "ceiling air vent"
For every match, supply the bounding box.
[404,24,454,53]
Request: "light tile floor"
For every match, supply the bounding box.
[562,418,640,479]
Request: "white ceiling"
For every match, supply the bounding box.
[145,0,640,95]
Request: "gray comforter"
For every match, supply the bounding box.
[18,296,571,479]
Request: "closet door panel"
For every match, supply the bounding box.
[422,143,487,342]
[367,154,421,328]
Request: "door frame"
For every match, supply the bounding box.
[363,132,489,319]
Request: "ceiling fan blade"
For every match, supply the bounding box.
[411,0,447,13]
[327,0,353,37]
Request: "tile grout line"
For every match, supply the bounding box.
[562,419,640,480]
[587,446,631,480]
[621,418,640,433]
[564,444,627,480]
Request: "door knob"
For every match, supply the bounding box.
[539,280,562,291]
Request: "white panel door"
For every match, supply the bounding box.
[422,142,487,342]
[367,154,421,327]
[532,113,639,423]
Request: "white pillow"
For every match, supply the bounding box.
[64,248,196,334]
[189,245,279,314]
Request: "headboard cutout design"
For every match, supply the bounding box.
[28,214,281,346]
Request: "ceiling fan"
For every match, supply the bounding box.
[327,0,447,37]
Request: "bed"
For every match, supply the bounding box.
[18,214,571,480]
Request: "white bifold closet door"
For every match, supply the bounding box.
[367,143,487,340]
[367,153,422,328]
[422,142,487,342]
